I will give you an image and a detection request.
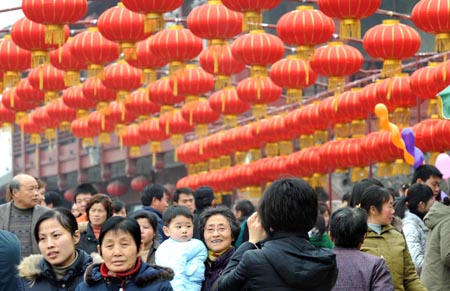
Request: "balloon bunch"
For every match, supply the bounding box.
[374,103,424,169]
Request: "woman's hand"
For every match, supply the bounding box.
[247,212,266,244]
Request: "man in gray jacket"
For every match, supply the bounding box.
[0,174,48,258]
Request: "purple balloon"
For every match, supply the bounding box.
[402,128,424,169]
[413,147,424,170]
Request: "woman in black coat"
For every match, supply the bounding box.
[218,178,338,291]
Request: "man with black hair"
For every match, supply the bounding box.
[330,207,393,291]
[43,191,63,208]
[412,164,443,201]
[73,183,98,222]
[194,186,216,239]
[0,174,48,258]
[137,184,170,242]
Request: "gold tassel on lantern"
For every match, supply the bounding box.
[351,166,368,182]
[220,156,231,169]
[252,104,267,120]
[59,121,71,132]
[45,24,65,47]
[145,13,165,34]
[392,159,411,176]
[31,51,49,68]
[209,158,220,170]
[87,64,105,79]
[129,146,141,157]
[45,91,58,105]
[377,162,392,177]
[286,88,302,104]
[142,68,157,85]
[224,115,238,129]
[171,134,184,147]
[429,152,440,165]
[382,59,402,78]
[243,11,262,32]
[234,151,246,165]
[392,107,410,128]
[436,33,450,53]
[82,137,94,148]
[340,18,361,39]
[121,43,137,61]
[99,132,111,144]
[314,130,328,145]
[328,76,345,94]
[265,142,279,157]
[4,71,21,88]
[296,45,314,60]
[249,148,261,161]
[300,134,314,149]
[195,124,209,138]
[279,140,293,156]
[150,141,162,167]
[64,71,80,87]
[351,120,366,137]
[334,123,350,139]
[216,75,232,90]
[427,98,440,118]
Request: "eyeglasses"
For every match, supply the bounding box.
[205,226,229,234]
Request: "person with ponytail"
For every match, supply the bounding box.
[395,183,435,275]
[359,185,427,291]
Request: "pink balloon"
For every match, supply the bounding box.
[435,153,450,179]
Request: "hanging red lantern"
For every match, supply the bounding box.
[49,38,87,86]
[0,36,32,87]
[71,117,100,148]
[209,86,250,128]
[158,109,194,147]
[363,20,421,78]
[337,88,366,137]
[181,98,221,138]
[2,88,36,125]
[221,0,281,31]
[82,77,118,114]
[62,86,97,118]
[376,74,416,127]
[87,111,116,145]
[236,76,282,119]
[0,103,16,130]
[148,77,186,113]
[70,27,120,77]
[11,17,70,68]
[22,0,87,46]
[122,124,147,157]
[360,82,383,116]
[150,25,203,76]
[15,78,45,105]
[276,6,334,59]
[303,147,328,176]
[46,99,77,131]
[98,3,150,60]
[199,43,246,89]
[318,96,352,138]
[411,63,443,118]
[270,56,317,103]
[32,106,60,143]
[107,180,128,197]
[317,0,381,39]
[310,41,364,94]
[230,124,262,163]
[169,64,214,102]
[412,0,450,52]
[126,36,169,84]
[122,0,183,33]
[28,64,67,104]
[131,176,151,192]
[125,88,161,121]
[413,118,446,153]
[102,60,142,103]
[296,103,328,146]
[107,101,138,135]
[258,115,294,157]
[138,118,170,162]
[22,113,44,145]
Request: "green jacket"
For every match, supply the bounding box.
[421,202,450,291]
[361,224,427,291]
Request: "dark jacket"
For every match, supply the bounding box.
[202,247,235,291]
[0,230,21,290]
[137,206,168,242]
[75,259,174,291]
[218,231,338,291]
[332,247,394,291]
[77,223,98,255]
[0,202,48,255]
[18,249,93,291]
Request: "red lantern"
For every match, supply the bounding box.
[159,109,194,147]
[276,6,334,59]
[87,111,116,145]
[15,78,45,105]
[22,113,44,145]
[209,86,250,128]
[337,88,366,136]
[22,0,87,46]
[258,115,294,157]
[236,76,282,119]
[181,98,221,138]
[98,3,150,60]
[71,117,100,148]
[131,176,151,192]
[82,77,117,114]
[413,118,446,153]
[32,106,59,143]
[169,64,214,101]
[270,56,317,103]
[150,25,203,75]
[102,60,142,103]
[317,0,381,39]
[148,77,186,113]
[107,180,128,197]
[122,0,183,33]
[138,118,170,160]
[107,101,138,134]
[363,20,421,77]
[122,124,147,157]
[126,36,169,84]
[0,36,32,87]
[49,38,87,86]
[310,41,364,93]
[28,64,67,103]
[221,0,281,31]
[410,63,445,100]
[412,0,450,52]
[318,96,352,138]
[0,103,16,129]
[46,99,77,131]
[11,17,70,67]
[70,27,120,77]
[360,82,383,116]
[2,88,36,125]
[199,43,246,89]
[125,88,161,121]
[62,86,97,118]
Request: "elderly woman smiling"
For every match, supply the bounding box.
[199,206,240,291]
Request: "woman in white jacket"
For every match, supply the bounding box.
[395,183,435,275]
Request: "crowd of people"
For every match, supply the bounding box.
[0,163,447,290]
